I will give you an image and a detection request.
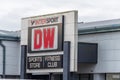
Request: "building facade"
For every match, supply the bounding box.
[0,30,20,78]
[20,11,120,80]
[78,19,120,80]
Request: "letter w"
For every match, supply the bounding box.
[43,27,55,48]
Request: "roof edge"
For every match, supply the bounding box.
[0,35,20,41]
[78,24,120,35]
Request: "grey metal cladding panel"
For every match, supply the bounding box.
[78,42,98,63]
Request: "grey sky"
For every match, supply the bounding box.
[0,0,120,31]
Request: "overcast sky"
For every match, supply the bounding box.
[0,0,120,31]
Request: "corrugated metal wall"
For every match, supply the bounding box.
[78,31,120,73]
[0,41,20,75]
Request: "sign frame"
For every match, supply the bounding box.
[28,23,64,53]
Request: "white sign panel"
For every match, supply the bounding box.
[31,25,58,51]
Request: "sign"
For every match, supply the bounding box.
[28,16,64,53]
[21,11,78,72]
[29,16,63,27]
[27,55,63,69]
[31,25,58,51]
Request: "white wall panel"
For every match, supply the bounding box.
[0,64,2,74]
[6,56,19,66]
[0,46,3,74]
[0,56,2,64]
[98,50,120,61]
[94,61,120,73]
[64,23,76,35]
[21,29,28,45]
[21,18,29,30]
[3,41,19,47]
[5,47,19,57]
[0,46,2,51]
[0,49,2,75]
[5,64,19,75]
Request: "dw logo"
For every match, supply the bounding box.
[32,26,58,50]
[28,16,64,53]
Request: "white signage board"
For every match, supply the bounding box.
[21,10,78,73]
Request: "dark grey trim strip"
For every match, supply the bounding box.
[0,75,20,79]
[78,24,120,35]
[20,45,27,79]
[0,35,20,41]
[63,41,70,80]
[0,40,6,78]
